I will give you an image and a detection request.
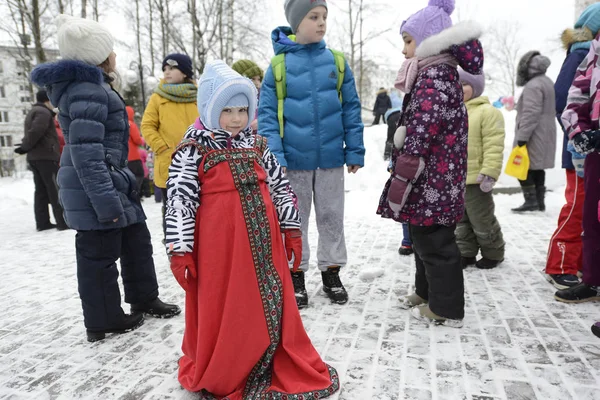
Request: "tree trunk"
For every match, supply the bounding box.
[226,0,234,64]
[575,0,598,18]
[218,0,224,59]
[92,0,99,21]
[31,0,46,63]
[57,0,65,13]
[348,0,355,71]
[358,0,364,100]
[148,0,155,73]
[81,0,87,18]
[135,0,146,105]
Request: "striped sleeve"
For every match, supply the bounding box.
[262,146,301,230]
[561,44,597,138]
[165,144,202,254]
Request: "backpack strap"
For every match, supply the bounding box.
[330,49,346,103]
[271,54,287,139]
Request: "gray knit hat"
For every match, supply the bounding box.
[284,0,328,33]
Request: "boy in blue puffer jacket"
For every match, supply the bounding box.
[258,0,365,309]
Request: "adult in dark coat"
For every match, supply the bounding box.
[512,51,557,212]
[31,14,180,343]
[14,90,67,231]
[372,88,392,125]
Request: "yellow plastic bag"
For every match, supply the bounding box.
[505,145,530,180]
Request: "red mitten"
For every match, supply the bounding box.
[283,229,302,272]
[170,253,197,291]
[388,153,425,213]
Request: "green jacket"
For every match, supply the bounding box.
[465,96,505,185]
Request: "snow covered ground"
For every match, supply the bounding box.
[1,125,600,400]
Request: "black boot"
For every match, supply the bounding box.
[511,186,539,212]
[398,245,414,256]
[131,297,181,318]
[384,141,393,160]
[461,256,477,269]
[536,186,546,212]
[291,271,308,309]
[86,313,144,342]
[321,266,348,305]
[476,258,504,269]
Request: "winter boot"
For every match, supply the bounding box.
[536,186,546,212]
[131,297,181,318]
[384,141,394,160]
[511,186,539,212]
[399,292,427,309]
[546,274,581,290]
[37,223,57,232]
[554,283,600,303]
[475,258,504,269]
[410,304,463,328]
[291,271,309,309]
[321,266,349,305]
[398,245,414,256]
[461,256,477,269]
[86,312,144,342]
[592,322,600,339]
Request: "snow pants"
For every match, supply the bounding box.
[286,167,347,272]
[456,185,505,261]
[410,224,464,320]
[75,222,159,330]
[582,152,600,286]
[546,169,584,276]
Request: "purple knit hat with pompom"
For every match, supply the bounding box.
[400,0,455,46]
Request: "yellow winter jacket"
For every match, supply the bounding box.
[141,92,199,188]
[465,96,505,185]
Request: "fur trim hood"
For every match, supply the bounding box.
[31,59,104,87]
[517,51,550,87]
[415,21,483,58]
[561,27,594,50]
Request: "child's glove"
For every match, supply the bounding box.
[568,141,586,178]
[170,253,197,291]
[282,229,302,272]
[517,141,527,147]
[572,130,600,155]
[476,174,496,193]
[387,153,425,213]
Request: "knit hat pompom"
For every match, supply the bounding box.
[428,0,455,15]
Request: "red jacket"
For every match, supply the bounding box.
[54,117,65,156]
[127,106,143,161]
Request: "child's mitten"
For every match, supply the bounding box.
[567,141,586,178]
[170,253,197,291]
[282,229,302,272]
[476,174,496,193]
[387,153,425,213]
[572,130,600,155]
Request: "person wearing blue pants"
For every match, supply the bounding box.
[399,223,413,256]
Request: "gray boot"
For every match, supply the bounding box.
[512,186,539,212]
[536,186,546,212]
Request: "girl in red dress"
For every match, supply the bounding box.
[165,60,340,399]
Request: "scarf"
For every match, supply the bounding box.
[154,81,197,103]
[395,53,458,94]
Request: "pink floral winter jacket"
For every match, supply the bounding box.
[378,22,484,226]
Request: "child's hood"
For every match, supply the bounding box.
[270,26,326,55]
[126,106,136,122]
[31,59,105,107]
[465,96,491,109]
[414,21,484,75]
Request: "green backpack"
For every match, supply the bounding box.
[270,49,346,138]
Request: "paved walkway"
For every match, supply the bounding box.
[0,177,599,400]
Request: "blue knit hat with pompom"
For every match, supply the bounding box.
[400,0,455,46]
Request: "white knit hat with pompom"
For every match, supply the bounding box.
[56,14,114,66]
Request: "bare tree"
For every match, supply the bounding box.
[147,0,155,72]
[484,21,522,98]
[80,0,86,18]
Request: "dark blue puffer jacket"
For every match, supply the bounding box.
[555,47,588,170]
[258,27,365,170]
[31,60,145,231]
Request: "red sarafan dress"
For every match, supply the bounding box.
[177,137,339,399]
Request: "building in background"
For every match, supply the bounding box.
[0,45,60,176]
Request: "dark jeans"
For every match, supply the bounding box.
[161,188,168,239]
[29,160,67,229]
[519,169,545,188]
[401,223,412,247]
[372,113,383,125]
[410,224,464,320]
[75,222,159,330]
